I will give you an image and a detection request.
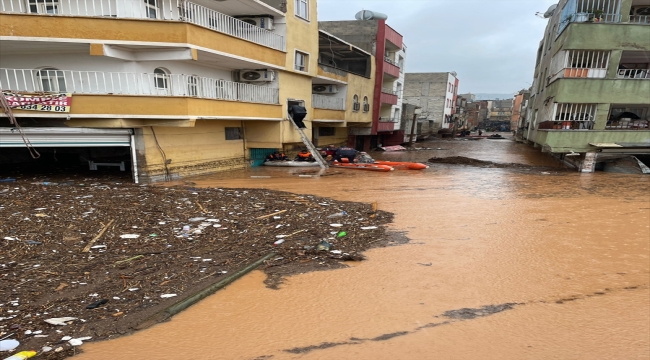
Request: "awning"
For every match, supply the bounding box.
[0,127,132,147]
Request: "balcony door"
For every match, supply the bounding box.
[37,68,66,92]
[144,0,160,19]
[153,68,171,96]
[28,0,59,14]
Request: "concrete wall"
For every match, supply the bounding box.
[137,120,247,182]
[313,126,347,147]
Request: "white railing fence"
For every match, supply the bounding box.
[381,88,397,95]
[629,15,650,24]
[549,50,609,81]
[0,0,285,51]
[179,2,284,51]
[0,68,279,104]
[312,94,345,110]
[617,68,650,79]
[575,0,622,22]
[0,0,176,19]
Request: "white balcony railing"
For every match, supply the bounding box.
[0,68,279,104]
[617,69,650,79]
[180,2,285,52]
[0,0,285,51]
[630,15,650,24]
[312,94,345,111]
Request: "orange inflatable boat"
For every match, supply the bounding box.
[332,162,394,172]
[374,161,429,170]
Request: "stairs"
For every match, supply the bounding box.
[287,114,328,169]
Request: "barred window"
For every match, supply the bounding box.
[225,127,243,140]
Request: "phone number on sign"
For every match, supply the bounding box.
[17,104,69,112]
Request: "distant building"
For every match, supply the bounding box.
[485,99,514,131]
[523,0,650,172]
[512,89,531,134]
[459,93,476,102]
[403,72,460,130]
[319,18,407,149]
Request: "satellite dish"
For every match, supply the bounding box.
[450,71,457,77]
[543,4,558,18]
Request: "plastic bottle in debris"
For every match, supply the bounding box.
[3,351,38,360]
[327,211,347,218]
[182,225,190,237]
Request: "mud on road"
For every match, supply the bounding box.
[0,178,394,358]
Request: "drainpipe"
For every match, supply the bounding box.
[130,133,139,184]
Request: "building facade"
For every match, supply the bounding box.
[523,0,650,171]
[319,19,406,150]
[0,0,374,181]
[403,72,460,132]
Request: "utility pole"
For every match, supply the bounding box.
[408,107,421,147]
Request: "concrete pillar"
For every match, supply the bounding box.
[620,0,633,23]
[607,50,622,79]
[593,103,611,130]
[581,152,598,173]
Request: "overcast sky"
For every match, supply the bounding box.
[317,0,558,95]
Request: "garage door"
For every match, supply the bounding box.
[0,127,132,147]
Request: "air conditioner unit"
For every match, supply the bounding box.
[237,16,274,30]
[312,85,338,94]
[241,70,275,82]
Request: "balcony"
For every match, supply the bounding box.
[0,0,285,51]
[380,90,398,105]
[384,24,403,50]
[549,50,609,82]
[377,119,398,132]
[312,94,345,110]
[558,0,622,34]
[617,68,650,79]
[383,61,401,79]
[617,51,650,79]
[0,68,279,104]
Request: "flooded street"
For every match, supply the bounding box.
[78,137,650,360]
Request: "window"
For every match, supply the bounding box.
[29,0,59,14]
[37,68,66,92]
[187,75,199,97]
[144,0,159,19]
[352,95,360,111]
[225,127,243,140]
[294,0,309,20]
[318,127,336,137]
[294,51,308,72]
[363,96,369,112]
[394,109,401,121]
[395,83,402,99]
[153,68,169,90]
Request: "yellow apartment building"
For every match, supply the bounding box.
[0,0,374,182]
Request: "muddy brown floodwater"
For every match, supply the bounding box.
[78,137,650,360]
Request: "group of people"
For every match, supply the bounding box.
[265,145,375,164]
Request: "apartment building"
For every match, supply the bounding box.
[312,30,375,147]
[524,0,650,172]
[319,18,406,150]
[512,89,531,135]
[0,0,374,181]
[403,72,460,132]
